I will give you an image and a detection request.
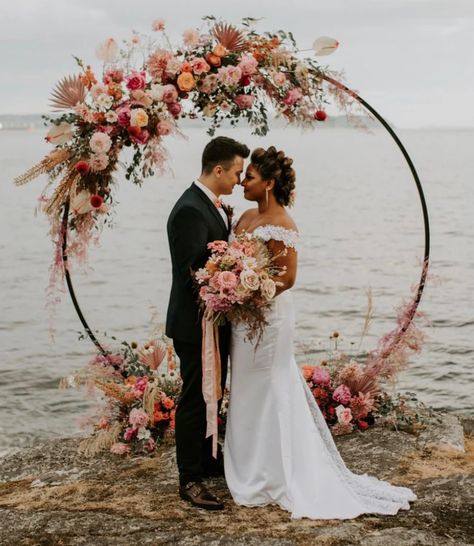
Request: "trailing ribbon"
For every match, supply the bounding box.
[201,314,222,459]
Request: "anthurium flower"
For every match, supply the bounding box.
[312,36,339,56]
[95,38,119,63]
[46,122,74,145]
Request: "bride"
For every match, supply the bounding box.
[223,146,416,519]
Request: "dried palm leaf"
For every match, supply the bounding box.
[50,75,86,111]
[78,421,122,457]
[14,149,70,186]
[211,23,247,52]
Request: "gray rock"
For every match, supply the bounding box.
[0,411,472,546]
[417,411,465,452]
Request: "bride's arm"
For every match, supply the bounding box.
[267,239,297,296]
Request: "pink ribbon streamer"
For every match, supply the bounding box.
[201,315,222,459]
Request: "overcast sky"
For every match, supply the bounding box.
[1,0,473,128]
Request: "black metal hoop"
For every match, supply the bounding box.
[62,77,430,351]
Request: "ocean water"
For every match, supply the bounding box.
[1,125,473,455]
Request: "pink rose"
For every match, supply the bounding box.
[162,84,178,103]
[129,408,149,428]
[156,119,173,136]
[110,442,131,455]
[116,105,131,127]
[333,384,351,405]
[191,57,210,75]
[126,70,146,91]
[336,405,353,426]
[238,54,258,76]
[312,367,331,386]
[283,88,303,106]
[133,376,149,394]
[234,94,255,109]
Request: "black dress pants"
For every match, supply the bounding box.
[173,324,230,486]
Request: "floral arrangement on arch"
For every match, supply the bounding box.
[300,289,429,436]
[14,16,346,304]
[64,334,182,456]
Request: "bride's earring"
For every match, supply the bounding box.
[265,187,269,208]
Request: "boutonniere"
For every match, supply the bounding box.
[221,202,234,221]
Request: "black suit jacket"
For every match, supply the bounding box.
[166,183,230,345]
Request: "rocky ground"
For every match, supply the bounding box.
[0,411,473,546]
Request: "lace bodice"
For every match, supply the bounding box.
[231,223,299,249]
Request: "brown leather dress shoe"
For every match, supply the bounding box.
[179,481,224,510]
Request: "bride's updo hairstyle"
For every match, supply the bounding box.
[250,146,296,206]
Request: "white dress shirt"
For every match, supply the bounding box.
[193,180,228,228]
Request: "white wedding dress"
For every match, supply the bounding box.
[224,225,416,519]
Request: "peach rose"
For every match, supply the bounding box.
[130,108,149,128]
[240,269,260,291]
[177,72,196,92]
[336,405,353,426]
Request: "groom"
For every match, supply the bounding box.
[166,136,249,510]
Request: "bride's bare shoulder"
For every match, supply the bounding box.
[272,211,298,233]
[236,208,258,227]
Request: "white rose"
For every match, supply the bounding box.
[90,132,112,154]
[260,278,276,301]
[240,269,260,291]
[96,93,113,110]
[148,84,164,102]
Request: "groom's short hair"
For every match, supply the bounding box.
[201,136,250,174]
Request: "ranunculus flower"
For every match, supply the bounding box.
[130,108,149,128]
[105,110,118,123]
[312,367,331,386]
[314,110,327,121]
[46,121,74,145]
[240,269,260,291]
[162,84,178,103]
[156,119,173,136]
[234,94,255,109]
[180,62,193,73]
[90,132,112,153]
[261,278,276,301]
[336,405,353,426]
[357,420,369,431]
[129,408,149,428]
[167,102,182,118]
[96,38,119,63]
[302,365,315,380]
[74,160,90,174]
[110,442,131,455]
[333,384,351,405]
[312,36,339,56]
[238,54,258,76]
[89,154,109,172]
[177,72,196,92]
[126,70,146,91]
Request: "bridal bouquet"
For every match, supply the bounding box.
[195,233,283,340]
